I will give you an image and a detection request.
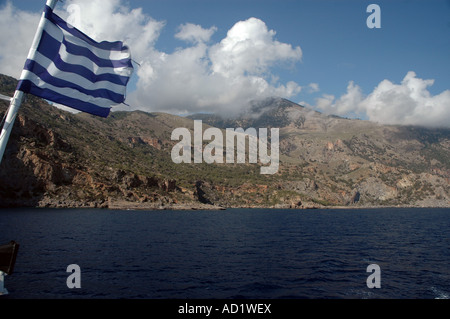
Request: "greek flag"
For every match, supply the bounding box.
[17,5,133,118]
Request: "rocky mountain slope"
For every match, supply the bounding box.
[0,74,449,209]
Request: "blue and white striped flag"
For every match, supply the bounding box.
[17,5,133,118]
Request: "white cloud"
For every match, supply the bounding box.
[307,83,319,93]
[56,4,304,115]
[361,72,450,127]
[0,1,303,117]
[0,2,40,78]
[309,72,450,128]
[311,81,364,118]
[209,17,302,78]
[2,1,449,129]
[56,0,165,63]
[130,17,303,115]
[0,0,164,76]
[175,23,217,44]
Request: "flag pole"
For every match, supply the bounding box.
[0,0,58,165]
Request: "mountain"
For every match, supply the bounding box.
[0,74,449,209]
[190,97,450,207]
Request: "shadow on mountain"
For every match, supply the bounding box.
[0,129,45,208]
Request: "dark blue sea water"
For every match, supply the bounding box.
[0,208,449,299]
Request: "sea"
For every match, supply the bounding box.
[0,207,449,300]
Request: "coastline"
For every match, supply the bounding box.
[1,199,448,211]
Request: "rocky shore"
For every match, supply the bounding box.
[26,196,448,211]
[1,75,448,211]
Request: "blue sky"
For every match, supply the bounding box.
[1,0,450,126]
[134,0,450,97]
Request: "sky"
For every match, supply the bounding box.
[0,0,449,127]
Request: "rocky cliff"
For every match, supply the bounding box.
[0,74,449,209]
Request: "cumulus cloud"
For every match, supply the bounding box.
[311,81,365,118]
[209,17,302,78]
[307,83,319,93]
[130,16,303,115]
[0,1,303,117]
[2,1,449,128]
[175,23,217,44]
[308,71,450,128]
[0,2,40,78]
[361,72,450,127]
[0,0,164,79]
[56,0,165,63]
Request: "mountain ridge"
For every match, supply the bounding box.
[0,74,448,209]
